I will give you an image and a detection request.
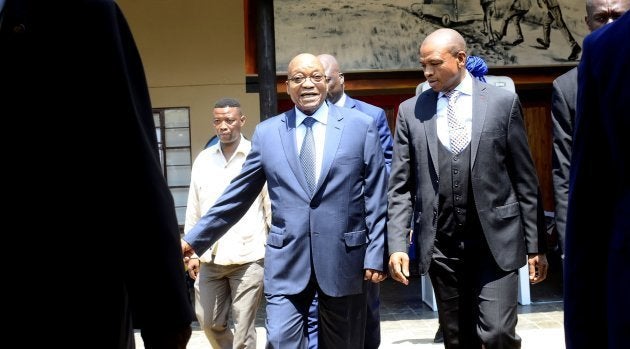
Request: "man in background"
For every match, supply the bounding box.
[314,53,394,349]
[564,10,630,349]
[551,0,629,255]
[184,98,270,348]
[317,54,393,173]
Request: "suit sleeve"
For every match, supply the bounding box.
[362,118,389,271]
[374,108,394,175]
[387,103,415,255]
[506,95,547,254]
[550,79,572,253]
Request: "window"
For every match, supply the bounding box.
[153,107,191,228]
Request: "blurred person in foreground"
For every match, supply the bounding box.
[564,10,630,349]
[387,28,548,348]
[0,0,193,348]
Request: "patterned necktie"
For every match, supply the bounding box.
[444,90,468,154]
[300,117,317,194]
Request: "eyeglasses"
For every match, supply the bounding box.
[213,118,239,126]
[287,73,327,85]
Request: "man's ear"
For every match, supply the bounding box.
[457,52,467,68]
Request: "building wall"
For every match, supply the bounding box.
[118,0,259,157]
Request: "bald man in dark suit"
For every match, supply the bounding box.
[388,28,548,348]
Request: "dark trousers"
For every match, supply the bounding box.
[267,278,366,349]
[307,281,378,349]
[429,239,521,349]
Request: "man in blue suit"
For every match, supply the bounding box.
[310,53,393,349]
[317,54,393,172]
[182,53,389,348]
[565,10,630,349]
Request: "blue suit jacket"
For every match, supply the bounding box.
[565,11,630,349]
[185,103,388,297]
[343,95,394,174]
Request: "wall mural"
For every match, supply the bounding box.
[274,0,586,72]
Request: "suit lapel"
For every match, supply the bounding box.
[416,91,440,178]
[344,96,358,110]
[279,109,312,196]
[317,105,344,194]
[470,79,487,169]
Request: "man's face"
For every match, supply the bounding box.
[419,41,466,93]
[212,106,244,145]
[286,55,328,115]
[586,0,630,31]
[322,63,344,104]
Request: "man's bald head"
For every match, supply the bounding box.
[286,53,328,115]
[317,53,345,104]
[421,28,467,57]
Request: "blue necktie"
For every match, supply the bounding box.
[300,117,316,195]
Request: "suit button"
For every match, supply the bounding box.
[453,156,458,161]
[453,169,458,174]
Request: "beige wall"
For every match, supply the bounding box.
[118,0,259,157]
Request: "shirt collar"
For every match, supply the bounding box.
[209,134,248,156]
[438,71,474,99]
[295,101,329,127]
[334,93,348,107]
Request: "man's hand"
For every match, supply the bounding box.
[185,257,200,280]
[388,252,410,285]
[364,269,387,283]
[528,253,548,284]
[181,239,194,258]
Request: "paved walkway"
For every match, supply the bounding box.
[135,275,565,348]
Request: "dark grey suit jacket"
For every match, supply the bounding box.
[551,67,577,253]
[388,79,546,274]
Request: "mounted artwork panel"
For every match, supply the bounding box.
[274,0,586,72]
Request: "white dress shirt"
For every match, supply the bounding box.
[184,135,270,265]
[436,72,474,152]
